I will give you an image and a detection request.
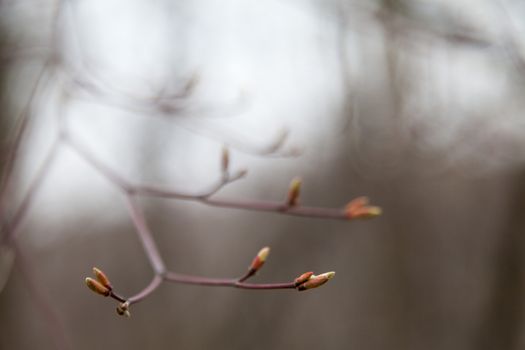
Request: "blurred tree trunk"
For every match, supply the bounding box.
[474,168,525,350]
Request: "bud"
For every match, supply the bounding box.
[353,206,382,219]
[294,271,314,287]
[250,246,270,272]
[286,177,302,207]
[347,196,369,212]
[297,271,335,291]
[116,301,131,318]
[344,197,382,219]
[85,277,110,296]
[93,267,112,290]
[221,146,230,173]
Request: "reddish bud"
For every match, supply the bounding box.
[93,267,112,290]
[286,177,302,207]
[250,246,270,272]
[294,271,314,287]
[344,197,382,219]
[85,277,110,297]
[347,196,369,211]
[297,271,335,291]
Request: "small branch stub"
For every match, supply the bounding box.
[344,197,382,219]
[286,177,302,207]
[116,301,131,318]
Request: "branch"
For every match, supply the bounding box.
[85,244,335,318]
[123,194,166,275]
[164,272,296,290]
[0,63,51,221]
[0,2,381,323]
[1,139,61,245]
[64,135,380,221]
[126,275,163,305]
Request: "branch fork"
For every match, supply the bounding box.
[80,147,380,317]
[85,246,337,318]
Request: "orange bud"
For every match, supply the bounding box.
[85,277,110,296]
[93,267,112,290]
[294,271,314,287]
[286,177,302,207]
[347,196,369,211]
[344,197,382,219]
[250,246,270,272]
[297,271,335,291]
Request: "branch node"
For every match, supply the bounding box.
[116,301,131,318]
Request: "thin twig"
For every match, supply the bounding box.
[62,135,131,190]
[203,198,348,220]
[123,194,166,275]
[133,170,245,200]
[237,269,255,283]
[164,271,295,290]
[65,136,350,221]
[127,275,163,305]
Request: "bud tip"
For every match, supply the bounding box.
[345,197,382,219]
[320,271,336,280]
[257,247,270,262]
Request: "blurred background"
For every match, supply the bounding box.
[2,0,525,349]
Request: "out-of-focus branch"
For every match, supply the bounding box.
[13,242,72,350]
[0,63,51,222]
[123,194,166,275]
[2,139,61,245]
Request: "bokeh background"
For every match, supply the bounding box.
[2,0,525,349]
